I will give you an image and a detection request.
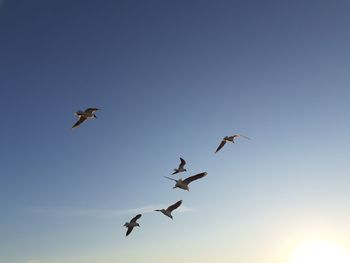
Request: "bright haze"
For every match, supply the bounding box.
[1,1,350,263]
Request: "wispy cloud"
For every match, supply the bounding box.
[26,204,192,219]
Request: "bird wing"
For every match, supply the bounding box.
[126,227,134,236]
[172,170,179,175]
[167,200,182,213]
[164,176,177,182]
[215,140,226,153]
[183,172,207,185]
[130,214,142,223]
[239,134,251,140]
[72,116,87,129]
[179,158,186,169]
[85,108,99,114]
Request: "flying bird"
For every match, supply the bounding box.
[72,108,99,129]
[164,172,207,191]
[154,200,182,219]
[215,134,251,153]
[172,157,187,175]
[124,214,142,236]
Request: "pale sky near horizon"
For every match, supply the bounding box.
[1,1,350,263]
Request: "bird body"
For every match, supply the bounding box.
[124,214,142,236]
[172,157,187,175]
[155,209,172,219]
[72,108,99,129]
[155,200,182,219]
[124,221,139,228]
[164,172,207,191]
[172,179,189,190]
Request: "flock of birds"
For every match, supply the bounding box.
[72,108,251,237]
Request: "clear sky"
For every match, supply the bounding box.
[1,1,350,263]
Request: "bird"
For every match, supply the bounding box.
[172,157,187,175]
[124,214,142,236]
[164,172,207,191]
[72,108,99,129]
[215,134,251,153]
[154,200,182,219]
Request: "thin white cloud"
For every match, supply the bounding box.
[26,204,192,219]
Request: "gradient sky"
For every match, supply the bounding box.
[1,1,350,263]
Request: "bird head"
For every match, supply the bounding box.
[123,223,129,227]
[136,223,140,227]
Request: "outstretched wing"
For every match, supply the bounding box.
[215,140,226,153]
[72,116,87,129]
[183,172,207,185]
[130,214,142,223]
[179,158,186,169]
[85,108,99,114]
[239,134,251,140]
[164,176,177,182]
[167,200,182,213]
[126,227,134,236]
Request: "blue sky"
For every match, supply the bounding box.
[1,1,350,262]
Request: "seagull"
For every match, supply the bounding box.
[124,214,142,237]
[72,108,99,129]
[164,172,207,191]
[172,157,187,175]
[154,200,182,219]
[215,134,251,153]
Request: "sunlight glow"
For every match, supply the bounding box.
[290,240,350,263]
